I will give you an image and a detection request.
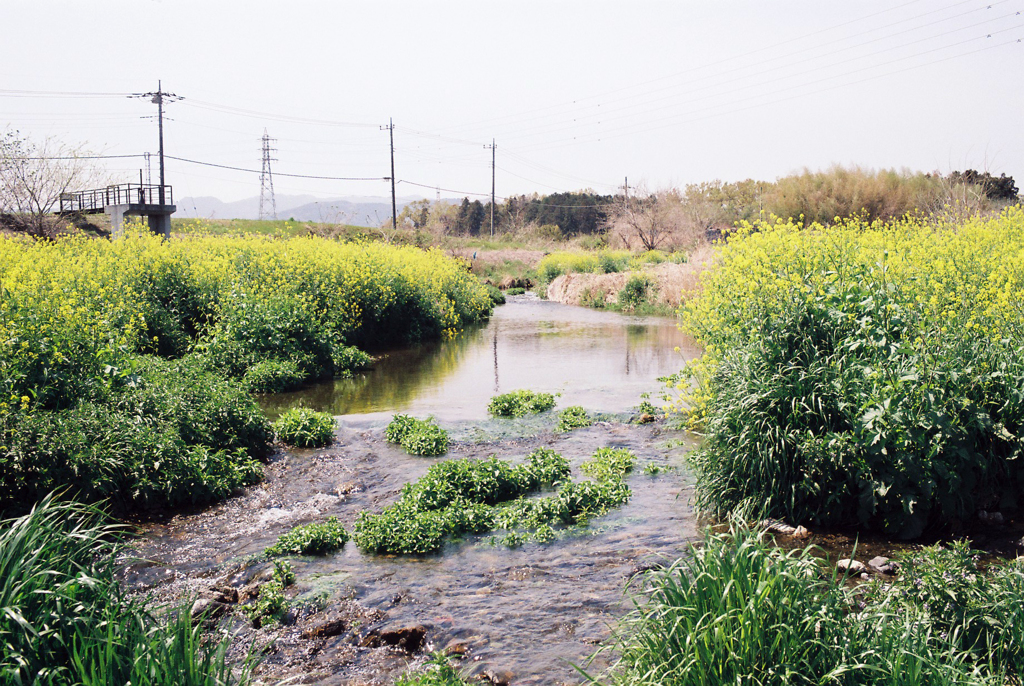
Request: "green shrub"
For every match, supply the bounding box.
[0,496,254,685]
[487,389,556,418]
[242,358,305,393]
[505,286,526,296]
[200,292,335,382]
[331,344,374,377]
[0,356,270,512]
[484,284,506,305]
[273,408,335,448]
[265,516,349,557]
[557,405,592,432]
[385,414,450,456]
[617,274,653,311]
[678,212,1024,537]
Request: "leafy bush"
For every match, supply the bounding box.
[557,405,592,432]
[242,358,305,393]
[617,274,653,311]
[505,286,526,296]
[265,516,349,557]
[487,389,556,418]
[0,356,270,512]
[484,283,506,305]
[273,408,335,448]
[675,209,1024,537]
[0,230,492,513]
[0,496,254,685]
[331,344,374,377]
[385,414,450,456]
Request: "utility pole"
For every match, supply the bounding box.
[131,81,181,206]
[259,129,278,220]
[484,139,496,237]
[381,118,397,229]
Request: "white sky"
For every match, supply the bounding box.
[2,0,1022,204]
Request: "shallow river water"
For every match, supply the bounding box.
[128,297,704,685]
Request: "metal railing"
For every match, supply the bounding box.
[59,184,173,213]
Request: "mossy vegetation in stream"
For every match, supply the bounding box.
[385,414,450,456]
[353,447,636,554]
[264,516,349,557]
[557,405,592,432]
[487,389,557,418]
[273,408,336,448]
[396,652,472,686]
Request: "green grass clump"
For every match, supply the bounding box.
[1,355,270,513]
[265,516,349,557]
[0,496,254,685]
[505,286,526,296]
[487,389,556,418]
[593,530,1024,686]
[385,414,450,456]
[494,479,631,533]
[331,344,374,377]
[557,405,592,432]
[273,408,335,448]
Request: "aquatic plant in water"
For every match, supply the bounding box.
[385,414,450,456]
[487,389,556,418]
[354,447,634,554]
[273,407,336,448]
[264,516,349,557]
[557,405,592,432]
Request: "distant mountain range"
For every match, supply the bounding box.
[176,194,450,227]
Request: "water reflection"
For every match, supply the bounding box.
[260,297,701,421]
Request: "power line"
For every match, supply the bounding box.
[164,155,388,181]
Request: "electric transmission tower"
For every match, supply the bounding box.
[259,129,278,221]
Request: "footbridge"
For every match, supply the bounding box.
[59,183,175,238]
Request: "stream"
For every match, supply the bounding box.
[127,297,703,685]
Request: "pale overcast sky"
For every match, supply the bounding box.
[2,0,1022,206]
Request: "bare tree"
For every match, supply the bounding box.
[0,130,106,237]
[607,184,684,251]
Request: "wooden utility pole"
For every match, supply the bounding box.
[382,118,397,229]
